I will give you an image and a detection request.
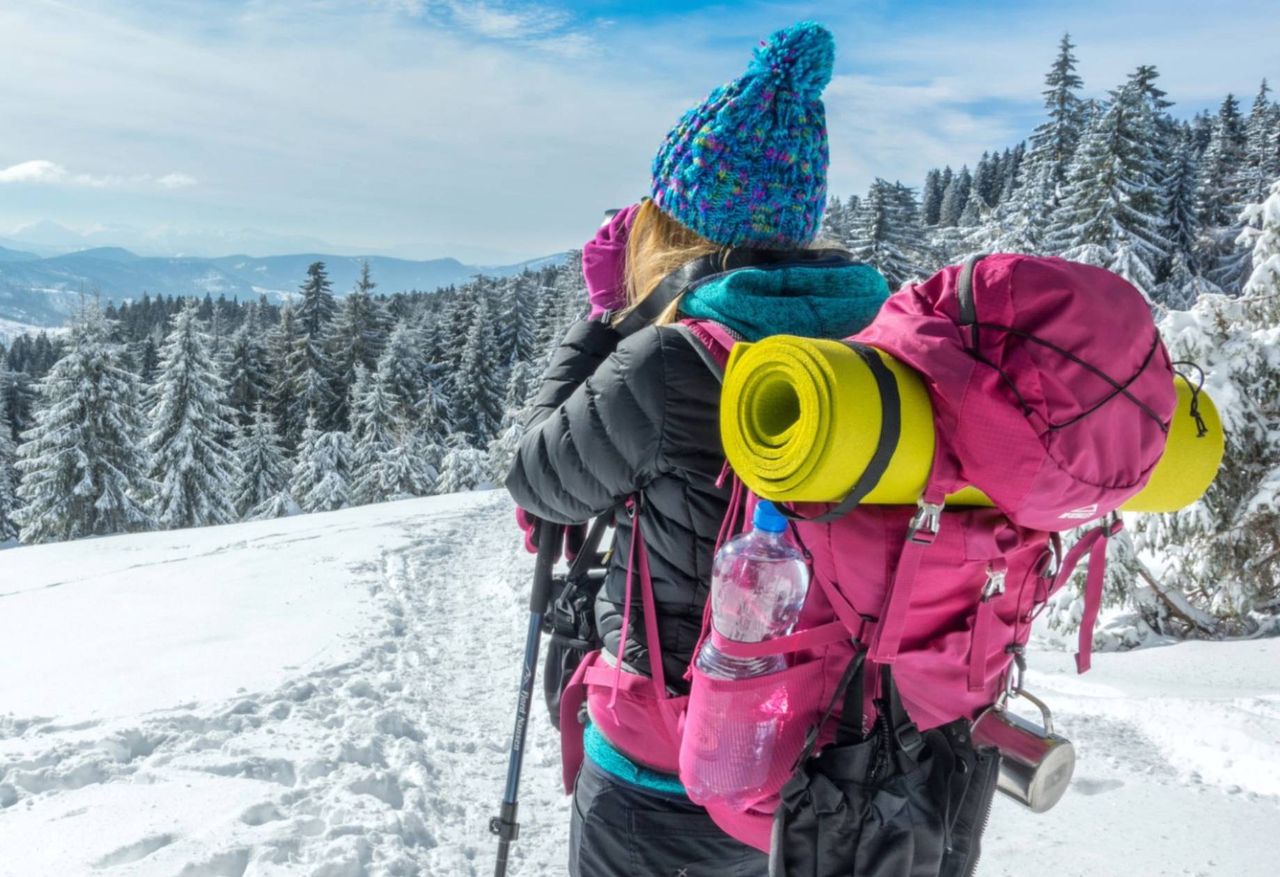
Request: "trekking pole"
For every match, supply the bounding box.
[492,518,562,877]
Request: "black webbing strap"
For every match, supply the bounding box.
[956,253,988,351]
[834,650,868,746]
[565,515,612,581]
[791,646,866,770]
[779,342,902,524]
[880,664,926,766]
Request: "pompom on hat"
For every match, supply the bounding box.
[650,21,835,249]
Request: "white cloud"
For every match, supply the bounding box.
[444,1,568,40]
[157,172,198,189]
[0,160,69,184]
[0,159,197,190]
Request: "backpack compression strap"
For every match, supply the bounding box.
[782,342,903,524]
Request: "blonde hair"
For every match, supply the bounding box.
[618,200,725,328]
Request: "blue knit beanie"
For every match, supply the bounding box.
[650,21,835,249]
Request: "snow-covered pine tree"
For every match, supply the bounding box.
[921,169,944,227]
[1132,177,1280,635]
[1160,251,1220,310]
[281,262,340,432]
[298,261,337,341]
[289,411,353,513]
[1239,81,1280,209]
[145,301,242,530]
[14,301,153,543]
[845,179,930,289]
[233,404,294,520]
[0,362,34,442]
[1164,127,1205,272]
[486,355,539,485]
[499,273,541,366]
[224,301,272,427]
[822,197,850,240]
[451,294,505,447]
[995,36,1087,253]
[435,432,490,495]
[1129,64,1178,201]
[377,320,426,424]
[268,304,304,447]
[350,366,431,504]
[1049,77,1172,294]
[547,252,589,342]
[958,190,984,228]
[1198,95,1251,293]
[0,412,17,541]
[973,152,1000,209]
[283,320,337,438]
[328,261,391,431]
[532,283,565,365]
[1032,33,1087,194]
[500,355,536,430]
[938,165,971,227]
[998,144,1025,204]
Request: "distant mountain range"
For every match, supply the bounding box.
[0,246,567,329]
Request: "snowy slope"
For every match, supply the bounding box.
[1,491,1278,876]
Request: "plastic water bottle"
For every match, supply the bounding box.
[683,500,810,807]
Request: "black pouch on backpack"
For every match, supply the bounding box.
[540,516,610,730]
[769,656,1000,877]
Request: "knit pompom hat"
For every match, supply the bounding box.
[650,21,835,249]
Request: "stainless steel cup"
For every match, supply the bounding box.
[971,689,1075,813]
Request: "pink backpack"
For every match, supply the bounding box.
[559,254,1178,852]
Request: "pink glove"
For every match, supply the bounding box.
[514,507,588,564]
[583,203,640,321]
[515,506,541,555]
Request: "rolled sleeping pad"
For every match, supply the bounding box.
[719,336,1222,513]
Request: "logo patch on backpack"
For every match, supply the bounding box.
[1059,504,1099,521]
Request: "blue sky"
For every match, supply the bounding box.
[0,0,1275,263]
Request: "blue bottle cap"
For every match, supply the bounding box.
[752,500,788,534]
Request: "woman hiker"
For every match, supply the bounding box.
[506,21,890,876]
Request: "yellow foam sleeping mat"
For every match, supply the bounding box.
[719,335,1223,513]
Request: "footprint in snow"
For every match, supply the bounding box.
[1073,777,1126,795]
[91,833,175,868]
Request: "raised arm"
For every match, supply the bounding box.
[506,321,674,524]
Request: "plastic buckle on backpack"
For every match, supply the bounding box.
[907,501,943,545]
[981,564,1007,601]
[894,723,925,758]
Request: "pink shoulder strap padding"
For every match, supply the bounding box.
[680,318,735,369]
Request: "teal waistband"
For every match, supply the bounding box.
[583,721,687,795]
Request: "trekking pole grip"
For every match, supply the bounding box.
[529,518,562,614]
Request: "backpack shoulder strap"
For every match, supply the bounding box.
[671,318,735,381]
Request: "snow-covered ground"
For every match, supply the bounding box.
[1,491,1278,876]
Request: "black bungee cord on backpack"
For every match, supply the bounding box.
[1171,361,1210,438]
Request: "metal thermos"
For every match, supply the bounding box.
[971,689,1075,813]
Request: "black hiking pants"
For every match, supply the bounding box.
[569,757,769,877]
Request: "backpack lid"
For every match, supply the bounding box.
[856,254,1177,531]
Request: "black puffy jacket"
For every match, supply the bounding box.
[505,318,727,690]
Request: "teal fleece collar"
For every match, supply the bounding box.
[678,261,889,342]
